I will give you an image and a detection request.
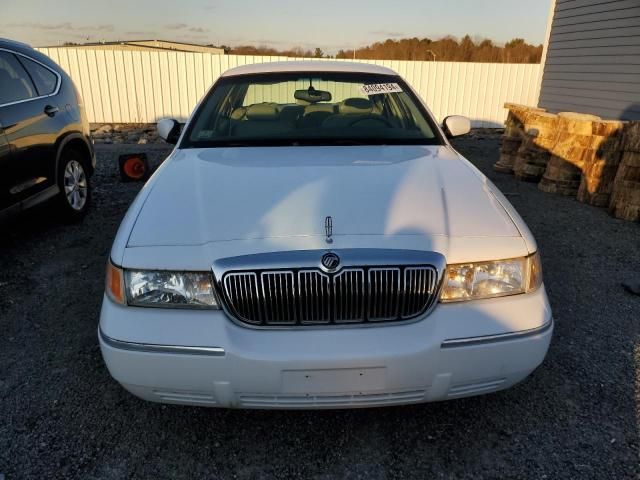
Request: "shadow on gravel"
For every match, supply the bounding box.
[1,139,639,479]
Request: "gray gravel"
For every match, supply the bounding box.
[1,135,639,479]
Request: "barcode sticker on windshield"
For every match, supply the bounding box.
[197,130,214,139]
[360,83,403,95]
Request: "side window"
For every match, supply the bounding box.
[0,51,37,105]
[19,56,58,96]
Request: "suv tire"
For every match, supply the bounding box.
[55,147,91,222]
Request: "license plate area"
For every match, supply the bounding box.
[281,367,386,394]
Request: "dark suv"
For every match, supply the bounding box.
[0,38,95,222]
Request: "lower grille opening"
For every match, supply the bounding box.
[152,390,217,405]
[447,378,506,397]
[239,389,427,407]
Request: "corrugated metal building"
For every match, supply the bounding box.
[538,0,640,120]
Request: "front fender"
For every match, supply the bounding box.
[55,131,95,179]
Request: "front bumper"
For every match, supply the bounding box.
[98,287,553,409]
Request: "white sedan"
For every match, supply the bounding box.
[99,61,552,408]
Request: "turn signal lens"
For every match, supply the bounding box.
[106,261,125,304]
[527,252,543,293]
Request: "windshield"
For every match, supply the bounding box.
[181,72,443,148]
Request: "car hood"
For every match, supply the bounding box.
[127,145,520,247]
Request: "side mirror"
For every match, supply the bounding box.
[157,118,181,144]
[442,115,471,138]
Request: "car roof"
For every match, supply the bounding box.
[0,38,33,52]
[221,60,398,77]
[0,38,64,72]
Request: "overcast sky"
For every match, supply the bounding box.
[1,0,552,53]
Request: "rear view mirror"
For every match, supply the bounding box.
[442,115,471,138]
[294,88,332,104]
[157,118,181,144]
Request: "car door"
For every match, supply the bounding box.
[0,49,63,210]
[0,125,11,210]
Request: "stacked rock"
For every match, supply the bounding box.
[609,122,640,221]
[538,112,601,196]
[576,120,626,207]
[513,112,559,182]
[494,104,545,173]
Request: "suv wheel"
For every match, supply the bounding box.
[56,148,91,222]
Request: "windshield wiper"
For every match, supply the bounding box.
[207,141,258,147]
[187,137,436,148]
[325,139,382,146]
[199,139,374,147]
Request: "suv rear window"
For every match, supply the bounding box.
[182,72,443,148]
[0,51,36,105]
[19,56,58,96]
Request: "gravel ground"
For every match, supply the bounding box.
[1,135,639,479]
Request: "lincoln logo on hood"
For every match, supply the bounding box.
[325,215,333,244]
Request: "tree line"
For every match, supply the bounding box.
[222,36,542,64]
[62,35,543,64]
[222,45,327,58]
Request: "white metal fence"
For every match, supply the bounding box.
[36,48,542,127]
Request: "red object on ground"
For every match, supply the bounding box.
[123,157,146,179]
[118,153,150,182]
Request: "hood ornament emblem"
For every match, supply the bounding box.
[321,252,340,271]
[324,216,333,244]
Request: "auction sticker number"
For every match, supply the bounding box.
[360,83,403,95]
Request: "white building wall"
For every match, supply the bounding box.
[37,48,542,127]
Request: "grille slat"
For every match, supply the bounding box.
[298,270,331,324]
[223,265,438,327]
[334,269,364,322]
[368,268,400,321]
[224,272,262,324]
[260,271,296,325]
[402,267,435,319]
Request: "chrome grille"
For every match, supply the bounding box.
[221,265,439,327]
[402,267,438,318]
[261,271,296,324]
[368,268,401,320]
[298,270,331,324]
[334,269,365,323]
[223,272,261,324]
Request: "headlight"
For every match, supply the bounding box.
[125,270,219,308]
[440,253,542,303]
[105,262,219,308]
